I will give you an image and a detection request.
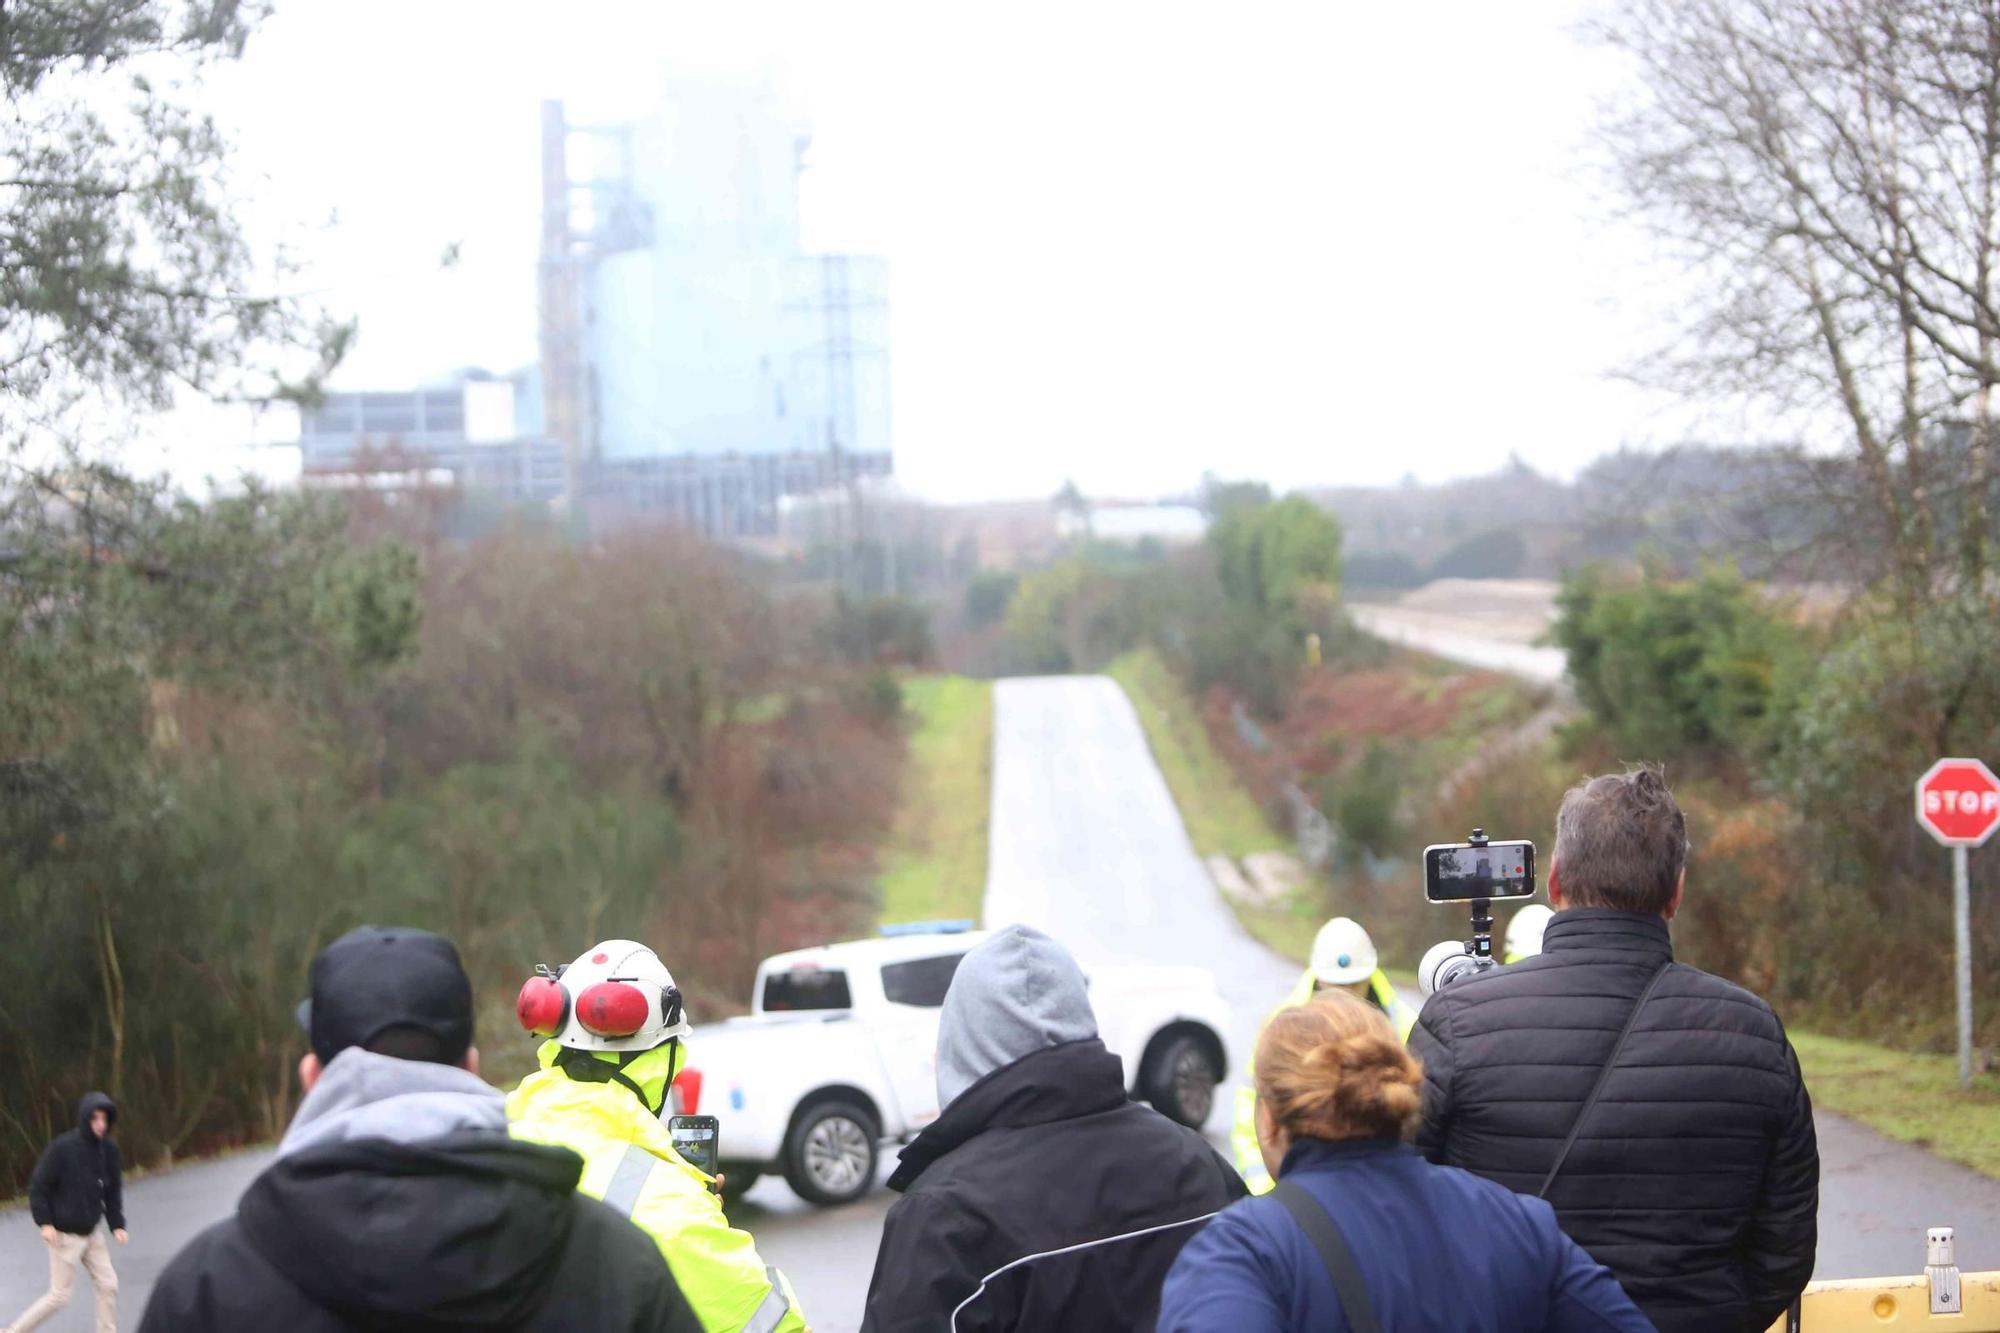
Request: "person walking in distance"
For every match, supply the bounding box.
[8,1093,125,1333]
[1410,767,1818,1332]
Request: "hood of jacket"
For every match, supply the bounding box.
[280,1047,506,1159]
[935,923,1097,1109]
[242,1049,592,1328]
[239,1130,592,1328]
[77,1091,116,1138]
[891,1037,1128,1191]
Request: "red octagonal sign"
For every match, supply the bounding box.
[1915,758,2000,847]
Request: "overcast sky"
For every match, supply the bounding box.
[149,0,1707,503]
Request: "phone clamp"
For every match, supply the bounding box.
[1465,828,1496,964]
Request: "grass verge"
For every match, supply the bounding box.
[876,676,994,925]
[1791,1031,2000,1179]
[1107,649,1283,861]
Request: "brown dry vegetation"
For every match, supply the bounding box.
[2,504,912,1190]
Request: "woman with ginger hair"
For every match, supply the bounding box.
[1158,991,1652,1332]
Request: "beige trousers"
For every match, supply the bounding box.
[10,1227,118,1333]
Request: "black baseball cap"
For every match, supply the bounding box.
[295,926,474,1067]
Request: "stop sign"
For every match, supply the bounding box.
[1915,758,2000,847]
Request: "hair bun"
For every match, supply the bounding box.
[1254,992,1425,1143]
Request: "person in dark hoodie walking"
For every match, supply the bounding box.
[861,924,1246,1333]
[139,925,700,1333]
[8,1092,126,1333]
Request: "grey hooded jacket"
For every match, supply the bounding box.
[865,925,1245,1333]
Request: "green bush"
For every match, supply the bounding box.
[963,570,1018,629]
[845,668,906,726]
[1330,741,1405,859]
[1551,563,1808,764]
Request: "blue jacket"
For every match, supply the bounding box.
[1158,1138,1654,1333]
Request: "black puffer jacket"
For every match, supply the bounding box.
[862,1039,1246,1333]
[1409,909,1818,1333]
[29,1092,124,1236]
[140,1130,700,1333]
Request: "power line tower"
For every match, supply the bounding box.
[792,254,888,592]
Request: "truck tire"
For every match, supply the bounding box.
[1143,1032,1219,1128]
[782,1099,879,1206]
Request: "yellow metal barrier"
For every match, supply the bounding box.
[1764,1271,2000,1330]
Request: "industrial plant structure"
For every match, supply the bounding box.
[301,73,891,540]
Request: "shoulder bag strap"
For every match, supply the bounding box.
[1272,1179,1382,1333]
[1538,960,1673,1200]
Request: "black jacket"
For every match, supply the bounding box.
[862,1039,1247,1333]
[140,1129,701,1333]
[1409,909,1818,1333]
[29,1092,124,1236]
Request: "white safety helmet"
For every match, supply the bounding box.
[1310,917,1379,987]
[515,939,692,1053]
[1505,904,1555,961]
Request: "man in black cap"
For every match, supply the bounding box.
[140,926,701,1332]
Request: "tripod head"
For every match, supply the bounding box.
[1417,827,1515,996]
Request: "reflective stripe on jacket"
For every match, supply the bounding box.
[507,1051,806,1333]
[1231,968,1416,1194]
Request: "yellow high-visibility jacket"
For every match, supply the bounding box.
[1230,967,1417,1195]
[507,1042,807,1333]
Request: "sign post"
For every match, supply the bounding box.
[1914,758,2000,1089]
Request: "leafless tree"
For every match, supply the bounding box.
[1595,0,2000,601]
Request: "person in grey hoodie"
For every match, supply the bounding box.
[140,926,699,1333]
[861,925,1246,1333]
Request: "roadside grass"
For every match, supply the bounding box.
[1117,637,2000,1179]
[1232,895,1325,964]
[876,676,994,926]
[1107,649,1283,861]
[1791,1031,2000,1180]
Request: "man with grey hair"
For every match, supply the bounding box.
[1409,768,1818,1333]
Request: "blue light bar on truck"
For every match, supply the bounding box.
[879,919,977,938]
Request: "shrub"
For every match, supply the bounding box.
[1551,563,1808,764]
[963,570,1018,629]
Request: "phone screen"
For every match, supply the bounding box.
[668,1114,719,1176]
[1424,840,1536,901]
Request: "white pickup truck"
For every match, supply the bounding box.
[668,925,1231,1206]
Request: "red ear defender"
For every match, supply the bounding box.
[517,976,570,1037]
[576,981,651,1037]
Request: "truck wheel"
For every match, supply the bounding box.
[1144,1033,1219,1128]
[783,1100,879,1206]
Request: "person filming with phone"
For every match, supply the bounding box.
[507,939,807,1333]
[1409,767,1818,1332]
[1159,990,1651,1332]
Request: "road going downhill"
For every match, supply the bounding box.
[985,675,1302,1074]
[4,672,1998,1330]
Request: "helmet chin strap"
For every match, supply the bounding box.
[556,1038,680,1116]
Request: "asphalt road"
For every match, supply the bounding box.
[5,672,1997,1330]
[1348,600,1569,685]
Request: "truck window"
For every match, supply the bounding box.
[881,953,964,1008]
[763,967,853,1011]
